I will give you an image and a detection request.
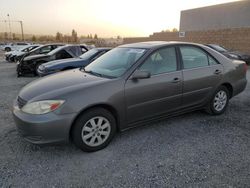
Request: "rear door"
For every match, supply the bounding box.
[179,45,223,108]
[125,47,183,123]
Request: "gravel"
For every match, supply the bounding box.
[0,52,250,188]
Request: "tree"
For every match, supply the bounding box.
[12,33,16,40]
[71,29,78,43]
[63,34,71,43]
[172,28,178,32]
[32,35,37,42]
[56,32,63,42]
[4,32,8,40]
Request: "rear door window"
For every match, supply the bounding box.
[180,46,209,69]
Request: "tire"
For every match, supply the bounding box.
[5,47,11,52]
[72,108,117,152]
[206,86,229,115]
[10,56,15,62]
[35,62,43,76]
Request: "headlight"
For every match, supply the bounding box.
[22,100,65,114]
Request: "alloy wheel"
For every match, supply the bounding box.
[81,116,111,147]
[213,90,227,112]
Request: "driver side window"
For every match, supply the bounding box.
[139,47,177,75]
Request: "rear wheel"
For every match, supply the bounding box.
[206,86,229,115]
[72,108,116,152]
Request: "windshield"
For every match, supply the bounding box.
[84,47,146,78]
[210,44,227,52]
[20,45,32,52]
[80,49,98,60]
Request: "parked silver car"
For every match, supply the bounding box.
[13,42,247,152]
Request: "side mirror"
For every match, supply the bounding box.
[131,70,151,80]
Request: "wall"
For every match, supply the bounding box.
[123,27,250,54]
[180,0,250,32]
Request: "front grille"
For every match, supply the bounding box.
[17,96,27,109]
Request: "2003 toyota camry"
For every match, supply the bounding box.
[13,41,247,152]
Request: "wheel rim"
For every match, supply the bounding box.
[213,90,227,112]
[81,116,111,147]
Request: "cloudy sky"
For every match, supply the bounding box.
[0,0,239,37]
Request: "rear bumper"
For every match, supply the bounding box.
[13,107,77,144]
[232,78,247,97]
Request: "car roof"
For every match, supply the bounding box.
[119,41,204,49]
[95,47,112,51]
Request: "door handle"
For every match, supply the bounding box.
[171,77,181,83]
[214,69,222,75]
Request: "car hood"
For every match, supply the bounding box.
[5,51,19,56]
[19,69,108,101]
[24,54,49,61]
[15,51,26,56]
[43,58,84,69]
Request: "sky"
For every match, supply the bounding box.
[0,0,240,37]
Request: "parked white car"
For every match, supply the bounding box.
[5,44,40,62]
[0,42,8,51]
[3,42,31,52]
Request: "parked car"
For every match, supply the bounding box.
[206,44,250,65]
[15,43,64,63]
[16,45,84,76]
[13,41,247,152]
[0,42,7,51]
[3,42,30,52]
[5,44,40,62]
[37,47,111,76]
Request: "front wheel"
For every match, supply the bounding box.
[206,86,229,115]
[35,62,44,76]
[72,108,117,152]
[5,47,11,52]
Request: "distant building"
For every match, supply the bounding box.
[180,0,250,31]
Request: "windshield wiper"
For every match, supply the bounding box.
[81,67,103,77]
[81,67,115,79]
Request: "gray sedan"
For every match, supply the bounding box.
[13,41,247,152]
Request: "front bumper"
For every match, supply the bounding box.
[242,58,250,65]
[13,105,77,144]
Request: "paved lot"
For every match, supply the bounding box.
[0,51,250,188]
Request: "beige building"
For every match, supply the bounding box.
[124,0,250,54]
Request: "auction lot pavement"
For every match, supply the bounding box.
[0,52,250,188]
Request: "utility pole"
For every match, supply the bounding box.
[19,21,24,41]
[7,14,12,40]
